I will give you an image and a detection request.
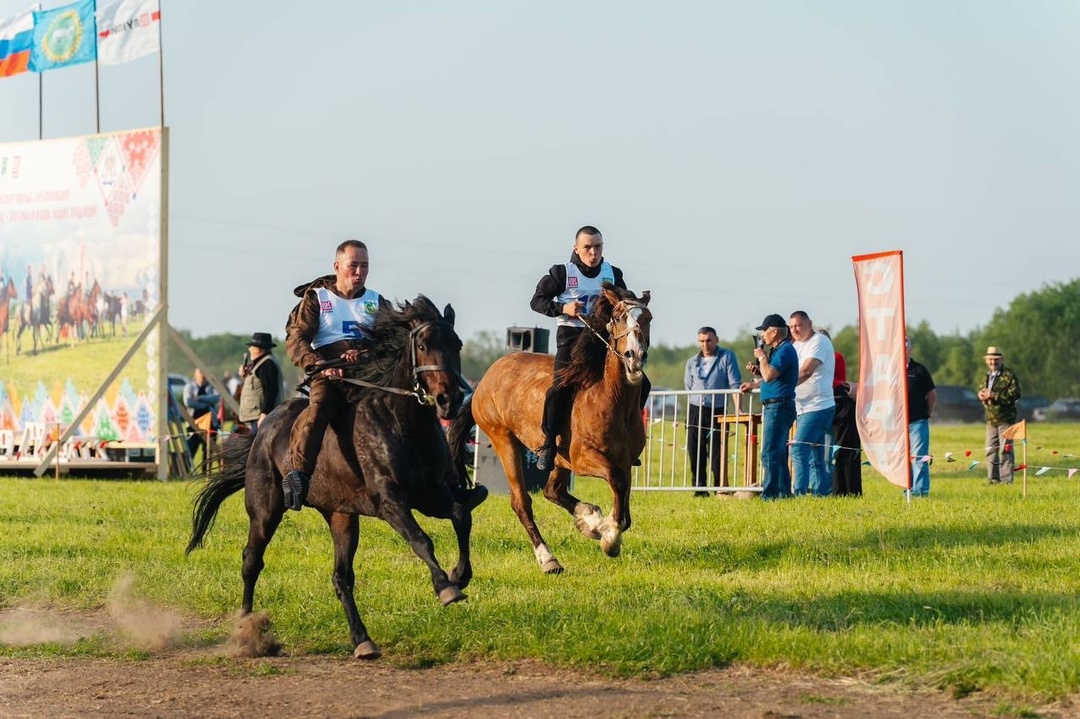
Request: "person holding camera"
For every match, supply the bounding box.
[238,332,283,432]
[739,314,798,500]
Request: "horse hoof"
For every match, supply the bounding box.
[541,558,564,574]
[573,516,602,540]
[601,532,623,558]
[438,585,467,606]
[353,640,382,660]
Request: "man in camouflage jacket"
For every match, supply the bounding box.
[977,346,1022,484]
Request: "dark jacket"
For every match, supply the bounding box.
[285,275,390,373]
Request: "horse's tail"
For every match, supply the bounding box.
[186,432,256,554]
[447,395,476,488]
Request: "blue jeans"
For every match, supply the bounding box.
[909,418,930,496]
[792,406,836,496]
[761,399,796,500]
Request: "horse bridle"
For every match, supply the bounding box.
[333,320,459,406]
[581,299,650,375]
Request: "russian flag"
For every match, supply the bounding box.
[0,9,34,78]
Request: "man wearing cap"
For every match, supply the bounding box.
[739,314,798,500]
[905,337,936,496]
[977,346,1022,485]
[238,332,283,432]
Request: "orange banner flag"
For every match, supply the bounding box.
[1001,420,1026,440]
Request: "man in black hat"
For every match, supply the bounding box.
[238,332,283,432]
[739,313,798,500]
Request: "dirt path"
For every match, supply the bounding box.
[2,654,1074,719]
[0,608,1073,718]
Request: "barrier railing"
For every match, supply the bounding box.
[634,389,763,494]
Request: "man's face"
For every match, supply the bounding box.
[697,332,718,357]
[193,368,206,385]
[788,315,812,342]
[985,356,1003,372]
[334,246,370,295]
[574,232,604,269]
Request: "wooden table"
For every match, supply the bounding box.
[715,412,762,487]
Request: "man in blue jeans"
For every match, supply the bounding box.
[788,311,836,496]
[905,337,937,496]
[740,314,798,500]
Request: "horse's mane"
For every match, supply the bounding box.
[556,282,640,389]
[345,295,445,393]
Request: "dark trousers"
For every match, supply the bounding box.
[831,393,862,496]
[290,378,348,475]
[686,404,722,488]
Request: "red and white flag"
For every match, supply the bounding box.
[96,0,159,66]
[852,250,910,490]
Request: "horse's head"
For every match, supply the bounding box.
[599,284,652,385]
[407,301,465,420]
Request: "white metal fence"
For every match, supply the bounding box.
[634,388,763,494]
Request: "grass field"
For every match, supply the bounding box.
[0,423,1078,707]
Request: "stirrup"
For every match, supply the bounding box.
[282,470,309,511]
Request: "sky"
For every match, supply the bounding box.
[2,1,1079,350]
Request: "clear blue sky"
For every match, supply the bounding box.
[2,1,1078,348]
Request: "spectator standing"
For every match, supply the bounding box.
[184,368,221,459]
[977,346,1022,485]
[739,314,798,500]
[821,330,861,496]
[788,311,836,496]
[905,337,936,496]
[683,326,741,496]
[238,332,284,432]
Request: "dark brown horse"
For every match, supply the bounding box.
[0,278,17,362]
[187,296,480,659]
[449,283,651,573]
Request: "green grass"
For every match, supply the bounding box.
[0,422,1079,704]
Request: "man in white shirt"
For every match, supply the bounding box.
[788,311,836,496]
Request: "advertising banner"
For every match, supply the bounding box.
[852,250,910,490]
[0,127,163,446]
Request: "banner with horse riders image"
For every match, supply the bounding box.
[0,127,165,447]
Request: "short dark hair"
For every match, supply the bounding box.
[789,310,810,321]
[697,326,717,336]
[575,226,602,241]
[337,239,368,255]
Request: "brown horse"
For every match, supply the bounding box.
[187,296,481,658]
[0,278,17,362]
[16,274,54,355]
[449,283,651,573]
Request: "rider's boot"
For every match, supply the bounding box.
[282,469,309,511]
[535,441,556,472]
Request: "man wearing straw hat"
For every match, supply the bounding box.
[977,346,1022,485]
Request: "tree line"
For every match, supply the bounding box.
[168,279,1079,404]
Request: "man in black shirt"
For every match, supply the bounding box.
[529,225,648,471]
[905,337,937,496]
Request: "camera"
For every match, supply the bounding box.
[746,334,765,376]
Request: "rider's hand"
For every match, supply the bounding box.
[341,349,361,363]
[563,300,585,317]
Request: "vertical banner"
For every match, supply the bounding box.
[852,251,910,489]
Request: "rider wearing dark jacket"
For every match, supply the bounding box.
[529,225,648,471]
[283,240,388,511]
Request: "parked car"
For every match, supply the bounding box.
[1018,395,1050,422]
[1032,398,1080,422]
[931,385,984,423]
[168,373,190,404]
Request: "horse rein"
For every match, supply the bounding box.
[316,320,457,407]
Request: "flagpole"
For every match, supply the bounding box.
[38,71,43,139]
[1022,438,1028,498]
[94,61,100,133]
[157,0,165,127]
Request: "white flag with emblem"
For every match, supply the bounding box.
[96,0,160,66]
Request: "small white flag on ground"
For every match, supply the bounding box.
[96,0,159,66]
